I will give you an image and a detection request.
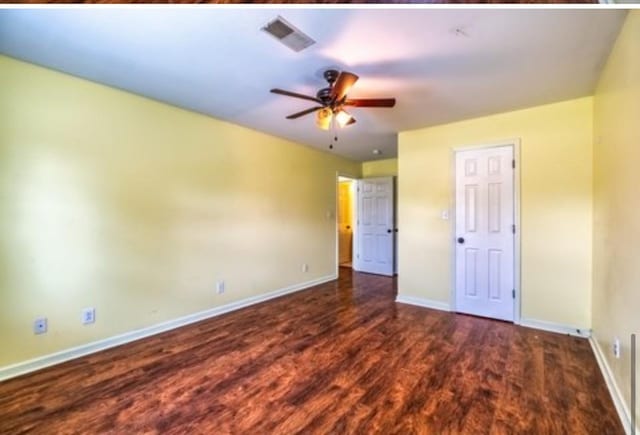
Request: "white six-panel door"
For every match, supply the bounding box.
[355,177,394,276]
[455,146,515,321]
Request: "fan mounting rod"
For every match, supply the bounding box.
[323,69,339,85]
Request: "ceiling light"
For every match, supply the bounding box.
[316,108,332,130]
[335,110,353,128]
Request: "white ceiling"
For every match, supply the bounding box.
[0,9,626,162]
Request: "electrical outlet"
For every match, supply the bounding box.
[82,307,96,325]
[613,337,621,359]
[302,263,309,272]
[33,317,47,335]
[216,281,225,295]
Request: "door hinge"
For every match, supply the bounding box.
[512,224,516,234]
[512,289,516,299]
[512,159,515,169]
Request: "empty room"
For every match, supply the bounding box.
[0,8,638,434]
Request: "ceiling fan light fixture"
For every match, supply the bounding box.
[335,109,353,128]
[316,108,332,130]
[273,69,395,131]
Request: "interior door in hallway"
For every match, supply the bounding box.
[455,145,515,322]
[355,177,394,276]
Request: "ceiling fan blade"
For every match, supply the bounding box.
[331,72,359,101]
[347,117,356,126]
[344,98,396,108]
[286,106,323,119]
[271,89,322,104]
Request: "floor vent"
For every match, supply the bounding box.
[261,16,315,52]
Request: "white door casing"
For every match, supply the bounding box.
[355,177,395,276]
[455,145,515,321]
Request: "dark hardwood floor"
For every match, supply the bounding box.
[0,270,623,434]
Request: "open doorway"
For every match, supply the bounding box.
[337,176,356,269]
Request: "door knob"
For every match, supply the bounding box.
[457,237,465,244]
[387,229,392,233]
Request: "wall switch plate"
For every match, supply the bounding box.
[302,263,309,272]
[613,337,621,359]
[82,307,96,325]
[216,281,225,294]
[33,317,47,335]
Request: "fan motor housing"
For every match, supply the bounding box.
[316,87,332,105]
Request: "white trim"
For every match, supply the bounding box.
[395,298,591,339]
[590,335,634,435]
[450,139,522,323]
[394,176,398,275]
[451,139,522,152]
[0,274,337,382]
[396,295,450,312]
[353,179,361,272]
[518,318,591,338]
[512,141,522,323]
[352,180,359,272]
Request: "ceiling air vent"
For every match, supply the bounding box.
[261,16,315,52]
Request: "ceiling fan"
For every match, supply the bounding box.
[270,69,396,130]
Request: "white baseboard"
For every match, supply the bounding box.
[395,294,450,312]
[0,274,337,382]
[590,335,635,435]
[395,300,591,339]
[518,318,591,338]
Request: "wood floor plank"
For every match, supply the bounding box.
[0,270,624,434]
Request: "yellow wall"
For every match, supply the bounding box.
[338,181,354,226]
[0,55,360,367]
[592,11,640,427]
[398,97,593,329]
[361,158,398,178]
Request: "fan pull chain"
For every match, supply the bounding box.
[329,119,338,150]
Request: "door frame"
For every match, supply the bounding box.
[335,172,359,277]
[449,139,522,323]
